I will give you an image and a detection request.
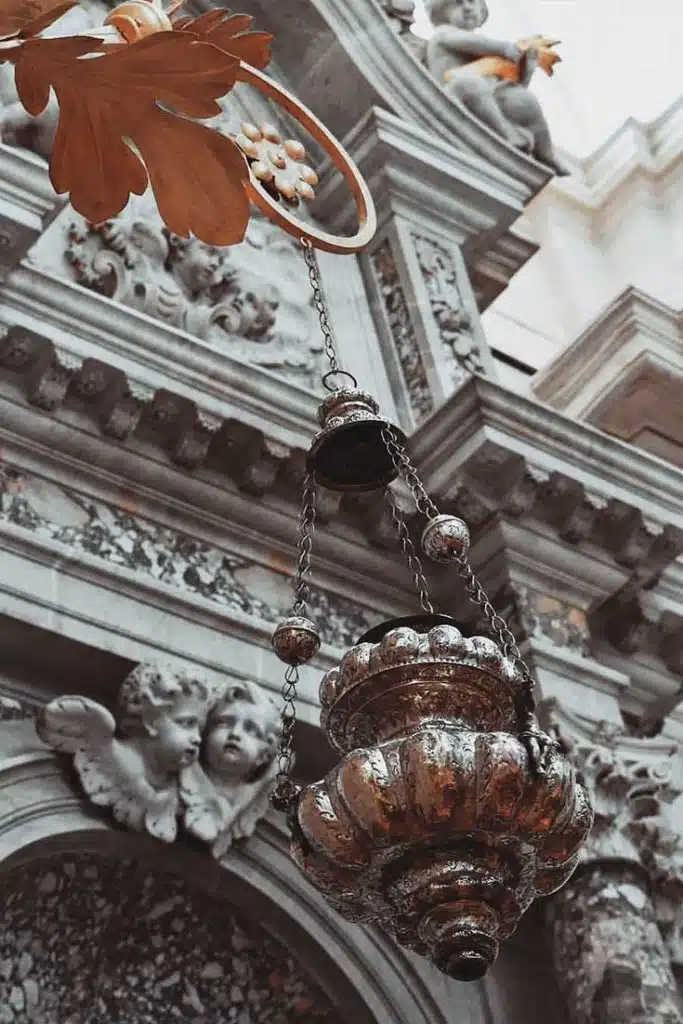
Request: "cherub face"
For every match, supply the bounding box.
[152,697,205,772]
[204,701,275,779]
[176,242,222,292]
[444,0,487,30]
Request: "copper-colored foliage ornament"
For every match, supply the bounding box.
[235,122,319,205]
[0,0,376,252]
[293,616,592,980]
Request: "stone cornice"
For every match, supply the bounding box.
[543,95,683,218]
[247,0,550,198]
[532,287,683,416]
[0,144,62,281]
[410,376,683,585]
[2,265,320,449]
[317,106,532,244]
[0,517,328,727]
[0,144,58,228]
[591,587,683,722]
[0,389,417,613]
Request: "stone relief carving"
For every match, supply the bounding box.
[369,240,433,420]
[461,583,591,657]
[181,680,280,858]
[424,0,568,175]
[546,701,683,970]
[0,462,377,649]
[62,196,325,388]
[380,0,416,35]
[37,663,280,853]
[412,234,483,386]
[0,853,340,1022]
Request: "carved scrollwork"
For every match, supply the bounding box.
[413,235,481,386]
[36,662,280,856]
[546,700,683,970]
[63,193,325,388]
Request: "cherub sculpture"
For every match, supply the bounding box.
[425,0,568,175]
[37,662,211,842]
[181,680,280,858]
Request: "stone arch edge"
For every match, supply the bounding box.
[0,751,456,1024]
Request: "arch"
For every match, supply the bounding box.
[0,750,460,1024]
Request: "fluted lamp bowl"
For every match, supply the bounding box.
[291,616,593,981]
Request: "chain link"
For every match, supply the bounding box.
[386,489,434,614]
[454,557,536,719]
[301,239,341,377]
[381,424,440,520]
[292,475,316,618]
[380,423,536,721]
[272,476,317,811]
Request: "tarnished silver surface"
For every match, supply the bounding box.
[421,514,471,563]
[293,617,593,981]
[272,616,321,666]
[307,389,407,492]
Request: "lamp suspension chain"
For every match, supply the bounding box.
[301,238,358,391]
[381,428,536,724]
[298,232,536,729]
[386,488,434,615]
[272,474,318,812]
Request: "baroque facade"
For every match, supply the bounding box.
[0,2,682,1023]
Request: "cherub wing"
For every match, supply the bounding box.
[212,760,278,860]
[37,695,179,842]
[36,694,116,753]
[179,762,224,843]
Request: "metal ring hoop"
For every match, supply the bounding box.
[321,369,358,392]
[235,62,377,255]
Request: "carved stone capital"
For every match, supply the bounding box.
[36,662,279,857]
[544,700,683,971]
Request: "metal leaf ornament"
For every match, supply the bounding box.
[0,0,76,40]
[0,3,275,246]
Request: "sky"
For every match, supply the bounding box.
[412,0,683,156]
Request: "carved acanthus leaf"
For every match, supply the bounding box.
[545,699,683,965]
[61,195,324,388]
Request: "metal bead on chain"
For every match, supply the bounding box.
[379,423,539,732]
[422,514,471,564]
[272,477,320,666]
[271,476,320,812]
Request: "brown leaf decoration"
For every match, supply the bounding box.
[0,0,74,40]
[175,9,273,70]
[9,32,251,245]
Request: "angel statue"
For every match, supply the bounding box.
[37,662,211,843]
[181,680,280,859]
[424,0,569,175]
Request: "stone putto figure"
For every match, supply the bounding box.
[37,663,280,855]
[424,0,568,175]
[181,680,280,858]
[37,662,211,843]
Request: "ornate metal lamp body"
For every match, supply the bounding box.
[290,617,592,980]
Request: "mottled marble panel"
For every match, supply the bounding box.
[0,465,377,649]
[0,852,341,1023]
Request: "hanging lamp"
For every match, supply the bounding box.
[269,257,593,978]
[5,0,593,982]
